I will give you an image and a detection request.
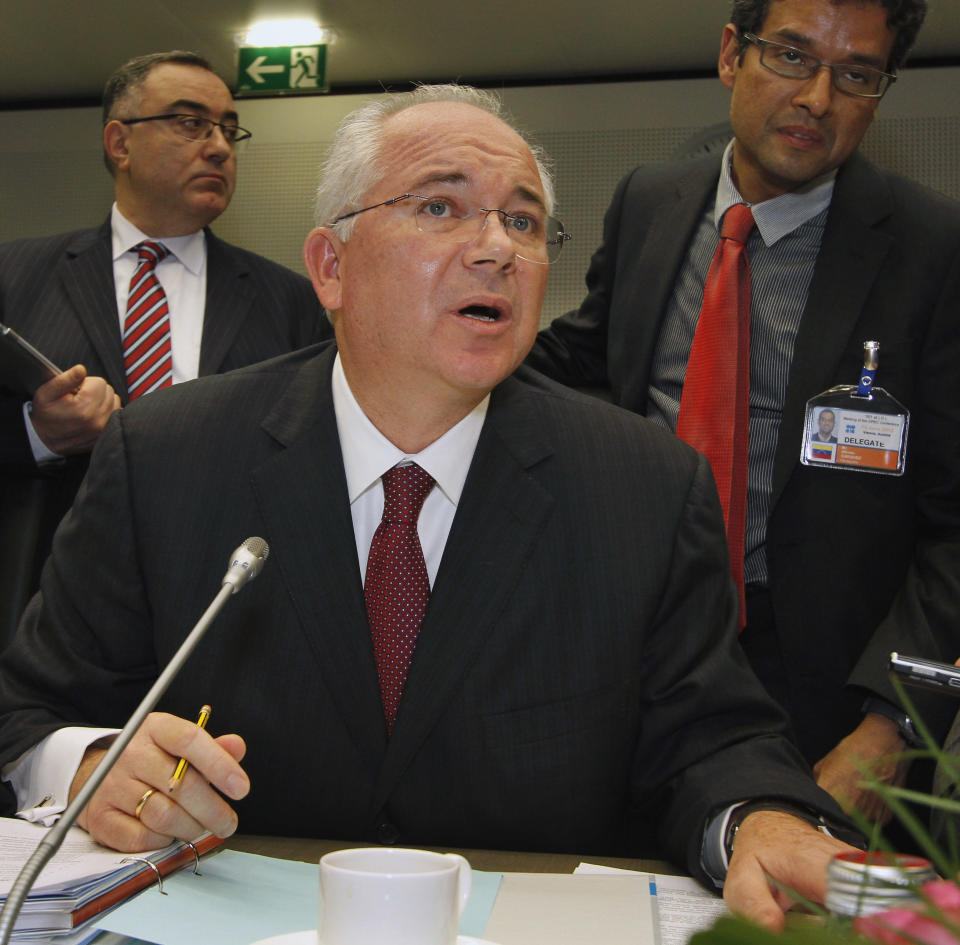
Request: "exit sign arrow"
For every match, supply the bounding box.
[245,55,285,84]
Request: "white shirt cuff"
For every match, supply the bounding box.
[23,401,64,465]
[701,803,742,888]
[3,727,119,826]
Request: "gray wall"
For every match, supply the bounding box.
[2,70,958,326]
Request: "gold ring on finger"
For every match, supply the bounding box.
[134,787,157,820]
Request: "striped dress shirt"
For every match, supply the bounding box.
[646,142,835,587]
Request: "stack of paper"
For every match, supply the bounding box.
[0,816,221,941]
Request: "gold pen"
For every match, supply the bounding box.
[168,704,212,792]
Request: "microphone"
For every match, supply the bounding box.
[223,536,269,592]
[0,537,270,945]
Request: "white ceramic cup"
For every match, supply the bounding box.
[317,847,472,945]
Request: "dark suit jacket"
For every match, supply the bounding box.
[0,221,332,645]
[0,346,843,878]
[528,152,960,763]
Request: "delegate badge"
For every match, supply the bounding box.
[801,341,908,477]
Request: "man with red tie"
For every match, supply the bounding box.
[0,50,330,643]
[528,0,960,826]
[2,84,860,931]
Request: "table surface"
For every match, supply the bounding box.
[225,835,680,876]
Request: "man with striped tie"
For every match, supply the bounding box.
[0,51,330,643]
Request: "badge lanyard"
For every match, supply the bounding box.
[801,341,909,476]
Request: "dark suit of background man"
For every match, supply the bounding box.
[0,84,857,931]
[528,0,960,827]
[0,50,331,645]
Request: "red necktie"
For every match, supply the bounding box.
[123,241,172,401]
[675,203,755,629]
[364,463,436,732]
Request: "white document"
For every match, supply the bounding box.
[483,872,653,945]
[0,817,136,896]
[652,874,728,945]
[575,862,728,945]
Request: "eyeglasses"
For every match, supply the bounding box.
[330,193,571,265]
[741,32,896,98]
[118,113,253,147]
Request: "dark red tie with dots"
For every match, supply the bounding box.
[364,462,436,732]
[675,203,755,629]
[123,241,172,401]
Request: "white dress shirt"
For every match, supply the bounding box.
[332,354,488,585]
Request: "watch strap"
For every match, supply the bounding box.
[863,696,924,748]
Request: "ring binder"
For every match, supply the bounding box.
[1,818,225,936]
[184,840,202,875]
[120,857,167,895]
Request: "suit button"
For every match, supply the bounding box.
[376,821,401,845]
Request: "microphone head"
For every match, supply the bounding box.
[222,537,270,593]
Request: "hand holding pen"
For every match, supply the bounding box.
[71,707,249,853]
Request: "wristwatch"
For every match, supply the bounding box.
[724,799,826,859]
[863,696,924,748]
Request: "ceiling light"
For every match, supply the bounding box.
[240,20,336,47]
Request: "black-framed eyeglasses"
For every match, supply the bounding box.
[118,113,253,147]
[330,193,571,265]
[741,32,896,99]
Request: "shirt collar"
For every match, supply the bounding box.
[332,353,488,508]
[110,203,206,274]
[714,139,836,246]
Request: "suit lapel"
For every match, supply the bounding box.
[199,231,255,376]
[250,363,562,805]
[251,348,389,762]
[770,155,895,508]
[368,379,556,813]
[617,160,717,411]
[59,222,128,395]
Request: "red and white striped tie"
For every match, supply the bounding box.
[123,241,172,401]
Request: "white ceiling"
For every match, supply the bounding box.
[2,0,958,107]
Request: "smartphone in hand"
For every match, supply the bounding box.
[0,322,62,395]
[889,652,960,696]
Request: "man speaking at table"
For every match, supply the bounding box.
[0,85,855,930]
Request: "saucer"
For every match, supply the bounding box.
[251,933,498,945]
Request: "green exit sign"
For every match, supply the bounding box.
[237,45,327,95]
